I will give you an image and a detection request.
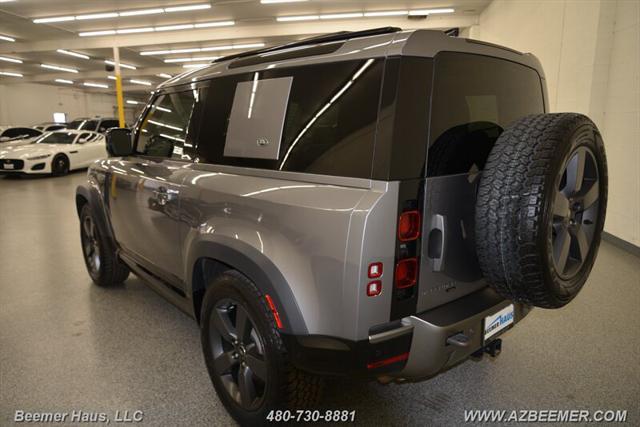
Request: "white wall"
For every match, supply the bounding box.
[0,83,137,125]
[469,0,640,246]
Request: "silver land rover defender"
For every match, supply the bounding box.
[76,28,608,425]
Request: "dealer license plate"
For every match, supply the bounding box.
[484,304,514,341]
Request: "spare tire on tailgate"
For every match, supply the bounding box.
[475,113,608,308]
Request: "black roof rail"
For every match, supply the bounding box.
[212,26,402,64]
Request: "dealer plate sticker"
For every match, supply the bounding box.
[484,304,515,340]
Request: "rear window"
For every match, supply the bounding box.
[195,58,383,179]
[427,52,544,177]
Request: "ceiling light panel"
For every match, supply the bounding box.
[80,20,234,37]
[57,49,90,60]
[33,3,212,24]
[261,0,308,3]
[140,43,264,56]
[41,63,79,73]
[0,71,23,77]
[0,55,22,64]
[278,8,454,22]
[130,79,152,86]
[84,82,109,88]
[164,56,219,63]
[0,35,16,42]
[104,60,136,70]
[157,73,172,79]
[55,79,74,84]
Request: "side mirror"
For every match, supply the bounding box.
[106,127,133,157]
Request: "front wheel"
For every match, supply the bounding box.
[79,204,129,286]
[51,154,69,176]
[201,271,322,425]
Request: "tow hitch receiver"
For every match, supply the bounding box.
[472,338,503,359]
[485,338,502,357]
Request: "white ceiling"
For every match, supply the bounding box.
[0,0,489,94]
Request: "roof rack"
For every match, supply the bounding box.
[213,26,402,64]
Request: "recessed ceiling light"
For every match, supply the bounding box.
[119,8,164,17]
[157,73,172,79]
[104,59,136,70]
[164,4,211,12]
[76,12,119,21]
[363,10,409,17]
[408,8,455,15]
[80,20,234,37]
[33,4,212,24]
[130,79,152,86]
[183,63,209,69]
[164,56,219,63]
[320,13,364,19]
[126,99,140,105]
[84,82,109,89]
[55,79,74,84]
[0,35,16,42]
[57,49,90,60]
[41,63,79,73]
[141,42,263,56]
[276,15,319,22]
[0,71,23,77]
[107,75,116,80]
[0,55,22,64]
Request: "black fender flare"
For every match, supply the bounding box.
[76,183,117,254]
[186,238,308,335]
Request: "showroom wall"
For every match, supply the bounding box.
[466,0,640,247]
[0,83,137,125]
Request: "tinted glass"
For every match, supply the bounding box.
[2,128,39,138]
[100,120,119,131]
[135,91,199,159]
[67,120,85,129]
[427,53,544,177]
[196,59,383,178]
[36,132,76,144]
[79,120,99,131]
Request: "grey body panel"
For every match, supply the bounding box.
[418,173,486,312]
[177,162,399,340]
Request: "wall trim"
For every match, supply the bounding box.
[603,232,640,257]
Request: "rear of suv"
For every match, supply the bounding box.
[76,28,607,425]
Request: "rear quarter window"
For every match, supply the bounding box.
[195,59,384,179]
[427,52,545,177]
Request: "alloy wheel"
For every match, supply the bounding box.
[208,298,268,410]
[551,146,600,279]
[81,215,101,274]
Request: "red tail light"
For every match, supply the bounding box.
[398,210,421,241]
[395,257,418,288]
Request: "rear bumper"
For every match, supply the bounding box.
[394,287,531,381]
[284,287,531,379]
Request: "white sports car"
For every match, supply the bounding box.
[0,130,107,175]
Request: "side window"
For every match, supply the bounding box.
[196,59,384,179]
[77,132,91,143]
[82,120,99,131]
[135,91,199,160]
[427,52,544,177]
[100,120,119,132]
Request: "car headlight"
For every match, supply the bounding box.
[27,154,52,160]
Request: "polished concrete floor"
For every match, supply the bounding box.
[1,171,639,426]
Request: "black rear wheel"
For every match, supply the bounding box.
[201,271,322,425]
